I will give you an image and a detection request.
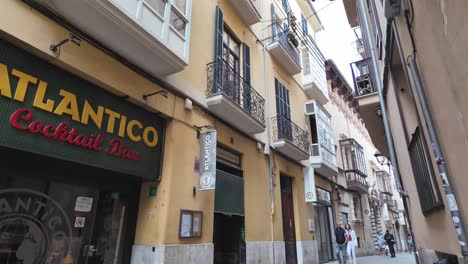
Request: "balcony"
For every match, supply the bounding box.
[353,38,365,58]
[340,138,368,194]
[272,116,310,161]
[206,60,266,134]
[352,27,365,57]
[310,144,338,177]
[267,32,302,75]
[36,0,190,76]
[301,43,329,105]
[228,0,262,26]
[350,58,388,156]
[307,100,337,177]
[346,172,368,194]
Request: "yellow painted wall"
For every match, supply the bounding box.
[0,0,320,249]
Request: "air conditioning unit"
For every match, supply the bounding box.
[383,0,401,18]
[304,100,317,115]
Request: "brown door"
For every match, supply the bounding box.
[280,175,297,264]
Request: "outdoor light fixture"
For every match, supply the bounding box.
[50,32,81,52]
[143,90,168,102]
[374,149,385,165]
[375,106,382,118]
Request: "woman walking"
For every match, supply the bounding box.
[345,224,357,264]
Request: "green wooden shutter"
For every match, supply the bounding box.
[242,44,251,113]
[214,6,224,93]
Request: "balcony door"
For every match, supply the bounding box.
[222,28,241,103]
[275,79,292,141]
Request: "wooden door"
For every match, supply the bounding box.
[280,176,297,264]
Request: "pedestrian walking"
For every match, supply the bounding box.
[376,232,384,255]
[335,223,347,264]
[384,230,396,258]
[407,235,413,253]
[345,224,357,264]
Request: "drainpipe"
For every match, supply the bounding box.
[408,59,468,261]
[260,0,276,261]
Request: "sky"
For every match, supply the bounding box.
[312,0,362,86]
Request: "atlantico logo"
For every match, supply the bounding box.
[0,189,72,264]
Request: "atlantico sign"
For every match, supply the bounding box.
[0,39,165,179]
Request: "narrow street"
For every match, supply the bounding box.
[329,253,417,264]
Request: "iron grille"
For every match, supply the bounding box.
[272,115,309,154]
[350,58,376,96]
[207,60,265,125]
[409,127,443,214]
[272,31,301,68]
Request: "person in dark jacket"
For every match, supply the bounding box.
[384,230,396,257]
[335,223,347,264]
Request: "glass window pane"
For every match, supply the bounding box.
[170,9,186,35]
[145,0,166,17]
[173,0,187,14]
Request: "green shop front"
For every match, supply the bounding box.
[0,38,165,264]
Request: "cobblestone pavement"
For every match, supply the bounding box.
[328,252,417,264]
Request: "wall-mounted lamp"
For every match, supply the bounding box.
[50,33,81,52]
[374,149,391,168]
[143,90,168,102]
[375,106,383,118]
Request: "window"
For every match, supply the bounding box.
[301,48,311,76]
[409,127,443,214]
[170,8,186,35]
[222,28,240,70]
[340,212,348,225]
[301,14,308,36]
[282,0,289,13]
[369,0,383,59]
[275,79,292,140]
[145,0,166,17]
[173,0,187,14]
[179,210,203,238]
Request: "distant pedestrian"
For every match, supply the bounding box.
[376,232,384,255]
[407,235,413,253]
[384,230,396,258]
[335,223,347,264]
[345,224,357,264]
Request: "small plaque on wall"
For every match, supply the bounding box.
[179,210,203,238]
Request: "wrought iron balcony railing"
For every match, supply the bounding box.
[272,31,301,68]
[353,38,364,53]
[207,60,265,125]
[346,172,368,188]
[272,115,309,154]
[350,58,376,97]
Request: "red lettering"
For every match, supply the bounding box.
[43,125,56,137]
[106,139,138,160]
[65,128,78,144]
[28,120,43,134]
[53,122,69,140]
[10,108,32,130]
[92,135,103,151]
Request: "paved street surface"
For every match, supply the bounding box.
[328,252,417,264]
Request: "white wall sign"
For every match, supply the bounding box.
[199,131,217,191]
[74,196,93,212]
[304,167,316,202]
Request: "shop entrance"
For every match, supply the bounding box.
[280,175,297,264]
[314,204,334,263]
[213,151,245,264]
[0,148,140,264]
